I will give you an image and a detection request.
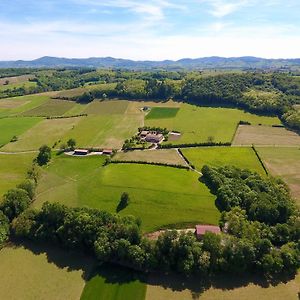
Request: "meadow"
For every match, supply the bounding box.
[145,104,281,145]
[81,264,146,300]
[0,245,94,300]
[0,80,37,92]
[34,155,219,232]
[0,153,35,198]
[0,117,42,147]
[181,147,266,174]
[233,125,300,146]
[146,107,180,119]
[257,147,300,204]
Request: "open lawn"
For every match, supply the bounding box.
[145,104,281,145]
[257,147,300,204]
[0,117,42,147]
[84,100,129,115]
[34,155,219,232]
[22,99,76,117]
[113,149,186,166]
[2,117,82,151]
[146,107,180,119]
[182,147,266,174]
[0,245,94,300]
[81,264,146,300]
[62,114,142,149]
[145,272,300,300]
[0,153,35,198]
[232,125,300,146]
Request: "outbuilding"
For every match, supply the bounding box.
[145,133,164,143]
[103,149,113,155]
[195,225,221,240]
[74,149,89,156]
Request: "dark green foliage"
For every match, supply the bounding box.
[117,192,130,212]
[17,179,36,200]
[36,145,51,166]
[0,211,9,245]
[67,138,76,151]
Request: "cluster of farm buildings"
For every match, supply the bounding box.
[139,130,164,144]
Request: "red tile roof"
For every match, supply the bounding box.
[195,225,220,236]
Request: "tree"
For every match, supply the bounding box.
[17,180,36,200]
[67,138,76,151]
[36,145,51,166]
[0,211,9,244]
[116,192,130,212]
[207,136,215,143]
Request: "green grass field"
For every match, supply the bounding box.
[81,264,146,300]
[0,81,37,92]
[2,117,82,151]
[145,104,281,144]
[182,147,266,174]
[84,100,129,115]
[0,245,94,300]
[0,153,35,198]
[22,99,76,117]
[34,155,219,232]
[0,117,42,147]
[146,107,180,119]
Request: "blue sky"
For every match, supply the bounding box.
[0,0,300,60]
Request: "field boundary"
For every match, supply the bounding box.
[159,142,231,149]
[251,146,269,175]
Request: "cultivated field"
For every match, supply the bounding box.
[145,104,281,145]
[81,264,146,300]
[232,125,300,146]
[34,155,219,232]
[0,153,35,197]
[113,149,186,166]
[0,117,42,147]
[2,117,82,151]
[84,100,129,115]
[0,245,94,300]
[182,147,266,174]
[257,147,300,204]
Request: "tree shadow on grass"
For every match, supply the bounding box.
[9,238,94,281]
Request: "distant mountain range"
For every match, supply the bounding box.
[1,56,300,70]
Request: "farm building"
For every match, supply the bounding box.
[103,149,113,155]
[140,130,149,137]
[74,149,89,156]
[195,225,221,240]
[145,133,164,143]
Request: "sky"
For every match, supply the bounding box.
[0,0,300,60]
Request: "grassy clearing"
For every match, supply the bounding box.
[81,264,146,300]
[182,147,266,175]
[62,114,142,149]
[22,99,76,117]
[257,147,300,204]
[145,104,281,145]
[2,117,82,151]
[34,155,219,232]
[113,149,186,166]
[84,100,129,115]
[0,74,34,85]
[0,153,35,198]
[233,125,300,146]
[0,117,42,147]
[146,107,180,119]
[145,272,300,300]
[0,81,37,92]
[0,245,94,300]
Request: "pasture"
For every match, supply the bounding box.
[22,99,76,117]
[0,74,34,85]
[84,100,129,115]
[34,155,219,232]
[146,107,180,119]
[113,149,186,166]
[145,104,281,145]
[257,147,300,204]
[81,264,146,300]
[2,117,82,151]
[232,125,300,146]
[0,153,35,198]
[0,117,42,147]
[182,147,266,174]
[0,81,37,92]
[0,245,94,300]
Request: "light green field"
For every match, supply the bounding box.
[182,147,266,174]
[257,147,300,204]
[145,104,281,144]
[0,153,35,198]
[84,100,129,115]
[81,264,146,300]
[62,113,142,149]
[22,99,76,117]
[0,245,94,300]
[63,102,90,116]
[146,107,180,119]
[0,117,42,147]
[2,117,82,151]
[0,80,37,92]
[34,155,219,232]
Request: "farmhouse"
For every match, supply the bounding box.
[145,133,164,143]
[195,225,221,240]
[74,149,89,156]
[140,130,149,137]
